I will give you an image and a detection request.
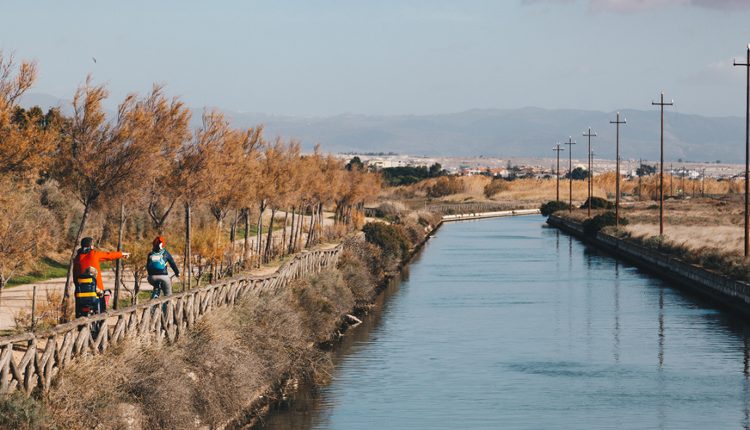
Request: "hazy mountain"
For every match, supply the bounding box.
[19,93,745,163]
[223,107,745,163]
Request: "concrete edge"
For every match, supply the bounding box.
[546,214,750,316]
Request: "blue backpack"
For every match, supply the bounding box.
[147,250,167,272]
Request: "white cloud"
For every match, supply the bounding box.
[523,0,750,12]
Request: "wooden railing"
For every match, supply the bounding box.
[425,202,535,215]
[0,245,343,396]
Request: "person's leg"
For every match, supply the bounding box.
[150,275,172,297]
[162,276,173,296]
[147,276,161,299]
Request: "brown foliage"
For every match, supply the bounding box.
[0,52,57,175]
[426,176,465,197]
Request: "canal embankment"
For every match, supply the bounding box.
[441,208,540,222]
[259,214,750,430]
[547,213,750,315]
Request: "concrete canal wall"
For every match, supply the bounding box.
[547,214,750,315]
[442,208,540,222]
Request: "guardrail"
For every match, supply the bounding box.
[0,245,343,396]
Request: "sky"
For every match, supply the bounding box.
[2,0,750,117]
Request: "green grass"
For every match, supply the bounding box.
[234,222,283,240]
[6,257,68,288]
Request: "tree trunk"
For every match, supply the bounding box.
[212,217,223,281]
[243,208,250,265]
[113,202,125,310]
[264,208,276,261]
[281,209,289,256]
[318,203,324,240]
[183,202,192,290]
[132,275,140,306]
[288,206,296,254]
[61,203,92,322]
[256,202,265,267]
[296,203,305,251]
[305,204,315,248]
[229,210,238,274]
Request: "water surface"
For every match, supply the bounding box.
[262,215,750,430]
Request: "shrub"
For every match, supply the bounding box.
[417,211,441,228]
[483,178,510,198]
[338,245,378,306]
[362,222,410,263]
[401,219,425,246]
[427,176,465,198]
[540,200,570,216]
[377,201,406,217]
[579,196,613,210]
[583,211,628,235]
[291,270,353,344]
[0,393,51,430]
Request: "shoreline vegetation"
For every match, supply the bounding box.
[0,206,442,429]
[542,196,750,285]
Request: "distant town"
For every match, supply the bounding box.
[337,152,746,181]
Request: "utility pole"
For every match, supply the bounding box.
[564,137,577,212]
[735,44,750,257]
[554,143,565,202]
[583,128,597,217]
[652,92,674,236]
[610,113,626,227]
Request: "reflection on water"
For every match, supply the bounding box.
[261,216,750,430]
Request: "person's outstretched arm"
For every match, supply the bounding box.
[95,250,124,261]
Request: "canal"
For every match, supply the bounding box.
[261,215,750,429]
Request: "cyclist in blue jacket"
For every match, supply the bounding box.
[146,236,180,298]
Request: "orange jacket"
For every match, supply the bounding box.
[74,249,123,291]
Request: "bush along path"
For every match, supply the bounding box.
[0,213,442,430]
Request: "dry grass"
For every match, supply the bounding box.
[554,196,750,282]
[626,223,743,255]
[385,174,745,212]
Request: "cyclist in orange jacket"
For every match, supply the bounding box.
[73,237,129,316]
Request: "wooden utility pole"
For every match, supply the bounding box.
[583,128,597,217]
[652,92,674,236]
[735,45,750,257]
[564,137,576,211]
[554,143,565,202]
[610,113,626,227]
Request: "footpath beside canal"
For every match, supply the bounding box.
[547,214,750,315]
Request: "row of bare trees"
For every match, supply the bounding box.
[0,53,381,321]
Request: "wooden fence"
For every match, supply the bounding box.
[425,202,535,215]
[0,245,343,396]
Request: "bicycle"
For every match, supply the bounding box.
[150,275,177,299]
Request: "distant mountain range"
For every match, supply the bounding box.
[20,93,746,163]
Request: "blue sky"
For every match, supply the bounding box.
[2,0,750,117]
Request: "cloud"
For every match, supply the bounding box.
[691,0,750,10]
[522,0,750,12]
[685,60,745,86]
[589,0,686,13]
